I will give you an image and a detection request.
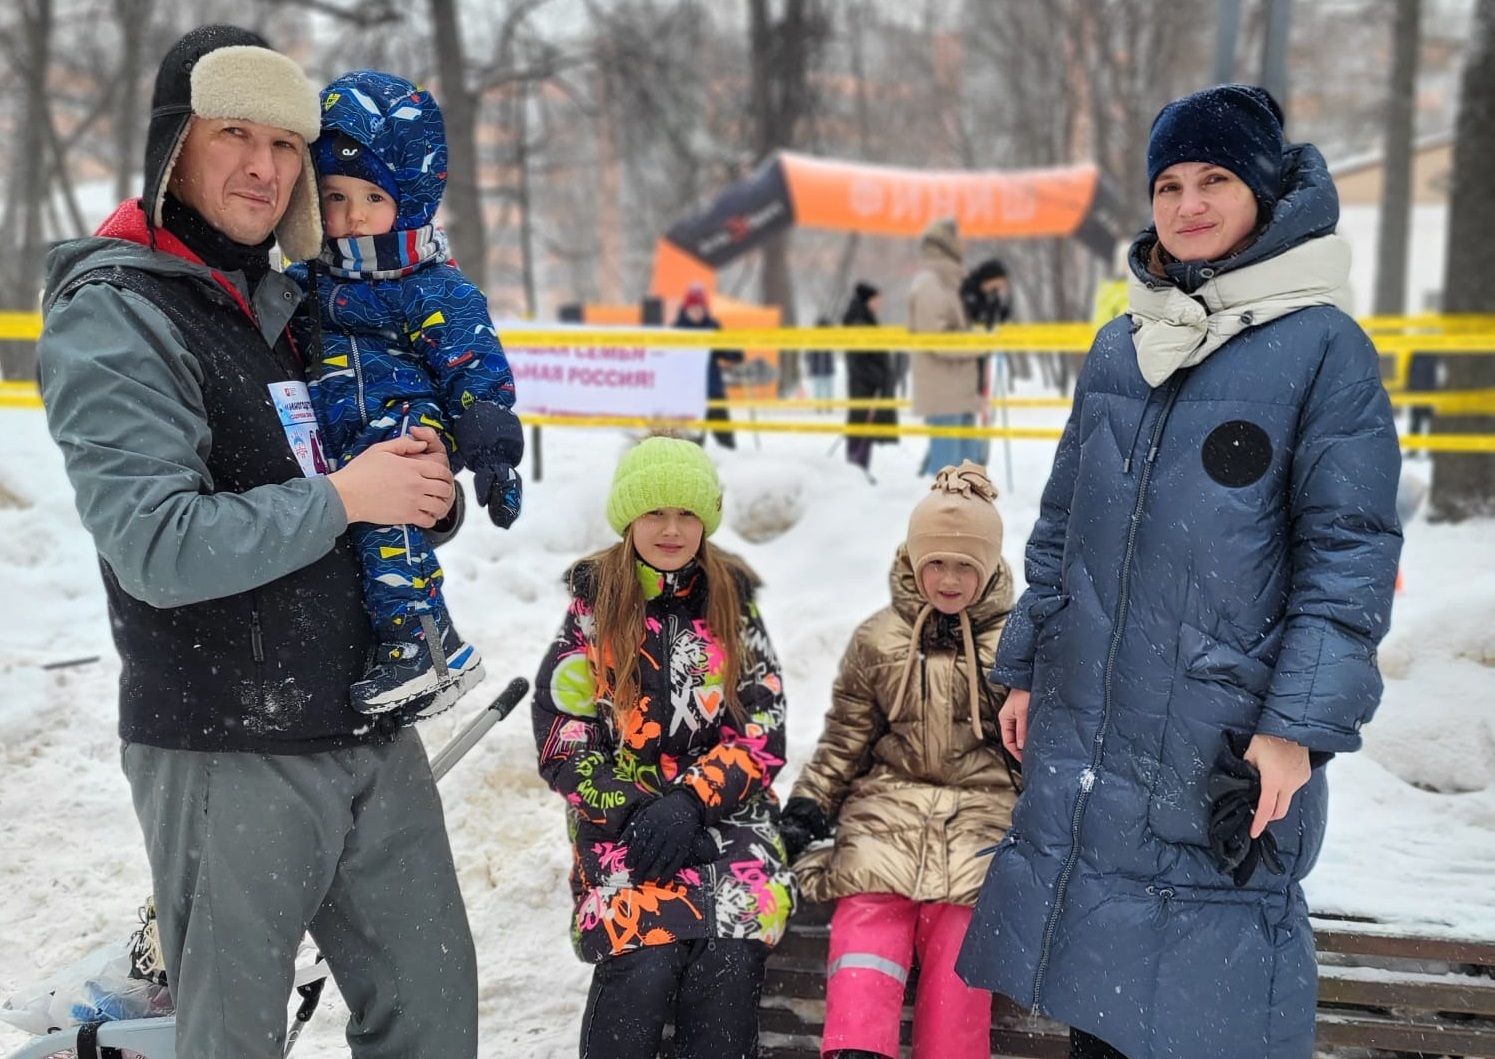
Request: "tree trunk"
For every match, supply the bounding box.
[1,0,52,379]
[1429,0,1495,521]
[113,0,153,205]
[1374,0,1419,316]
[430,0,488,291]
[748,0,823,393]
[516,76,537,318]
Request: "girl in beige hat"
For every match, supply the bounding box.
[780,461,1017,1059]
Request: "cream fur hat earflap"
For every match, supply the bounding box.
[143,26,323,261]
[906,461,1004,595]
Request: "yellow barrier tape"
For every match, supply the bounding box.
[9,311,1495,350]
[519,415,1065,440]
[5,384,1494,449]
[0,313,41,341]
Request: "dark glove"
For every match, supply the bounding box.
[686,828,719,867]
[453,402,525,529]
[778,796,831,863]
[621,789,703,884]
[1206,731,1287,887]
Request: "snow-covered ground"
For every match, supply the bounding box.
[1,392,1491,1058]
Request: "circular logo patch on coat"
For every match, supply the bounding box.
[1202,420,1273,487]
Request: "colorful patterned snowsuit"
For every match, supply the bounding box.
[532,557,797,963]
[290,71,518,636]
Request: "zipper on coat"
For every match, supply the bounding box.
[351,333,370,427]
[1029,374,1182,1013]
[250,606,266,664]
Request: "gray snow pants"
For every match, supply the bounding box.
[122,728,478,1059]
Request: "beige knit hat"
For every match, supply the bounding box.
[906,461,1004,596]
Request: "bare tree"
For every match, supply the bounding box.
[1373,0,1420,316]
[430,0,488,288]
[1430,0,1495,521]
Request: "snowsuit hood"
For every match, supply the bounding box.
[316,71,448,231]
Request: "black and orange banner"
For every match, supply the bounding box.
[649,150,1129,300]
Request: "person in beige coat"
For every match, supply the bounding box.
[779,462,1017,1059]
[908,217,986,474]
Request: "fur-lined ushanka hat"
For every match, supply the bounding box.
[143,25,323,260]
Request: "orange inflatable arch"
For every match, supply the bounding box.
[648,150,1128,306]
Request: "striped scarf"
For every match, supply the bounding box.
[319,224,449,280]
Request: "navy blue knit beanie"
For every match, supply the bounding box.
[313,129,401,205]
[1147,85,1285,209]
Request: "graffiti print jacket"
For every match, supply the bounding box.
[532,554,796,962]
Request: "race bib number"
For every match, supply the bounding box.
[268,380,330,476]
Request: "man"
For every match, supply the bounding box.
[36,26,477,1059]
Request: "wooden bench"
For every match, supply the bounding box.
[759,904,1495,1059]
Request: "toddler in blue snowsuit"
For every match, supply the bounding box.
[291,71,524,716]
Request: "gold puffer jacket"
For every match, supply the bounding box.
[790,545,1017,906]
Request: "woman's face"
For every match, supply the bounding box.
[631,508,704,571]
[1151,162,1259,263]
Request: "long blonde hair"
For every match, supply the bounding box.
[579,531,751,730]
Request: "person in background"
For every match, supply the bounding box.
[960,257,1012,332]
[676,283,743,449]
[960,257,1013,466]
[909,217,984,474]
[955,84,1402,1059]
[842,282,896,480]
[36,26,477,1058]
[531,436,795,1059]
[780,462,1017,1059]
[806,315,836,401]
[1405,351,1441,456]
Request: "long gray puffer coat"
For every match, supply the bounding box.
[954,144,1403,1059]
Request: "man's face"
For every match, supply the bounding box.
[169,118,305,246]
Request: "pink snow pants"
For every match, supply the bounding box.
[822,893,992,1059]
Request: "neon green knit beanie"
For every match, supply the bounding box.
[606,437,724,537]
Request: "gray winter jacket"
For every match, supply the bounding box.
[40,214,345,610]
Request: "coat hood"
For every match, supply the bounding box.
[1129,142,1339,294]
[921,216,962,263]
[316,71,448,231]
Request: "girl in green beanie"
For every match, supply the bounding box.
[530,436,796,1059]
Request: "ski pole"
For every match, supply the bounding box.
[431,677,530,781]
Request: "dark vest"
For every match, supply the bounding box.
[66,265,387,753]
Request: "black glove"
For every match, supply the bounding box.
[778,796,831,863]
[622,790,703,884]
[1206,731,1286,887]
[453,402,525,529]
[686,828,719,867]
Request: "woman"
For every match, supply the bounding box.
[843,282,896,477]
[954,85,1402,1059]
[908,218,985,475]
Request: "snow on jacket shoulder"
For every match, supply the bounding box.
[531,552,796,961]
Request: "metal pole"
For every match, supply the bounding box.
[1261,0,1295,112]
[1214,0,1242,84]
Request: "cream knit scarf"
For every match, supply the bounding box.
[1127,234,1353,387]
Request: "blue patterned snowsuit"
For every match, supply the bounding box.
[290,72,518,637]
